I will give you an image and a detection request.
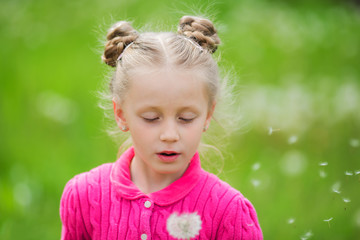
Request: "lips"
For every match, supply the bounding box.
[157,151,180,162]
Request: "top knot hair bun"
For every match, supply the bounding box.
[178,16,220,54]
[102,21,139,67]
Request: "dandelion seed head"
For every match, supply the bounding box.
[345,171,353,176]
[319,162,328,166]
[355,170,360,175]
[343,198,351,203]
[167,212,202,239]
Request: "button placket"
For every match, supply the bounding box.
[140,199,153,239]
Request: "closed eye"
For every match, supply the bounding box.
[179,117,195,123]
[143,117,159,122]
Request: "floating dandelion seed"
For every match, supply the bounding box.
[355,170,360,175]
[167,212,202,239]
[349,139,359,148]
[304,231,313,237]
[343,198,351,203]
[318,161,328,178]
[300,230,313,240]
[333,189,341,194]
[319,169,327,178]
[252,162,261,171]
[287,218,295,224]
[288,135,298,144]
[324,217,333,228]
[268,127,280,135]
[331,182,341,194]
[345,171,354,176]
[251,179,261,188]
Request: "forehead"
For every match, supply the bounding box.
[125,67,209,109]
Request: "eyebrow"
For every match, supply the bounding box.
[136,105,201,113]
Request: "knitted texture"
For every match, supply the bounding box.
[60,148,263,239]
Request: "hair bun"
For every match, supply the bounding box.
[178,16,220,54]
[102,21,139,67]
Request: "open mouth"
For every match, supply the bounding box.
[159,152,178,156]
[157,151,180,162]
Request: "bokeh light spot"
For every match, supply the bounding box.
[280,150,307,176]
[13,182,32,207]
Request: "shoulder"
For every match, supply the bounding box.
[59,163,114,239]
[198,171,263,239]
[67,162,113,189]
[198,170,245,203]
[192,170,246,218]
[217,193,263,239]
[60,162,114,203]
[60,162,114,209]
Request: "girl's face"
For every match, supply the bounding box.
[114,67,214,179]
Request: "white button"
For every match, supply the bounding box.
[144,200,152,208]
[141,233,147,240]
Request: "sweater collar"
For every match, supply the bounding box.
[110,147,203,206]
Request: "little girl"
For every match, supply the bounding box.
[60,16,263,240]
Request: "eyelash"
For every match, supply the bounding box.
[142,117,195,123]
[179,117,195,123]
[143,117,159,122]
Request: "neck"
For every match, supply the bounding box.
[130,156,186,194]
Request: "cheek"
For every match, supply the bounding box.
[183,124,204,140]
[130,122,157,139]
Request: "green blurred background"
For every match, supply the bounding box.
[1,0,359,239]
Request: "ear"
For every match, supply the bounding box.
[204,101,216,129]
[113,98,128,130]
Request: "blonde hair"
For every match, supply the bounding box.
[102,16,220,107]
[100,16,240,170]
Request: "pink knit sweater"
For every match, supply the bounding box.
[60,147,263,239]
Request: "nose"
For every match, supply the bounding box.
[159,121,180,142]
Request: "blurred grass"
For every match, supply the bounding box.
[0,0,359,239]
